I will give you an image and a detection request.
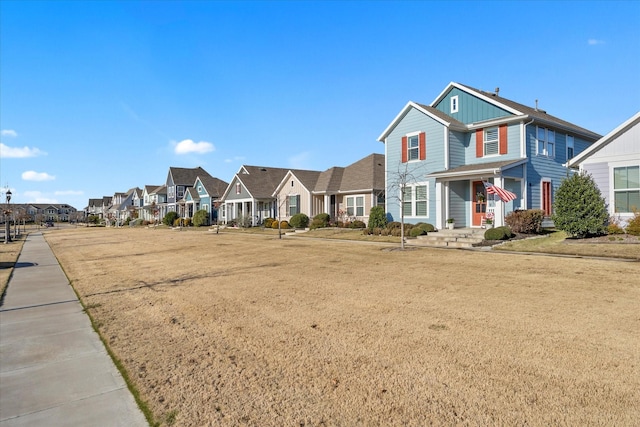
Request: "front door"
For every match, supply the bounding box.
[472,181,486,226]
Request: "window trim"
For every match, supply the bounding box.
[450,95,459,113]
[484,126,499,156]
[400,182,429,218]
[536,126,556,158]
[566,135,574,160]
[346,195,365,217]
[613,165,640,213]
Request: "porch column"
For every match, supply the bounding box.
[436,181,444,230]
[252,200,256,226]
[494,177,505,227]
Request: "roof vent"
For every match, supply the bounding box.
[494,87,500,96]
[260,168,267,171]
[535,99,538,111]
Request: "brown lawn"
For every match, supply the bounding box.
[43,227,640,426]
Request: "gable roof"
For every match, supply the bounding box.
[451,83,601,139]
[338,153,385,192]
[379,82,601,142]
[378,101,467,142]
[314,166,345,193]
[197,175,229,198]
[168,166,211,186]
[567,111,640,168]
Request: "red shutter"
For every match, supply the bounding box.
[476,129,483,157]
[499,124,508,155]
[401,136,408,163]
[419,132,426,160]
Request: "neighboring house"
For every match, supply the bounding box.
[86,197,112,219]
[110,187,141,223]
[567,111,640,226]
[6,203,78,223]
[377,82,602,229]
[164,166,215,217]
[271,153,385,225]
[185,174,229,225]
[221,165,305,226]
[140,185,162,222]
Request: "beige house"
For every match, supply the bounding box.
[273,153,386,225]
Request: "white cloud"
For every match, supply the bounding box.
[22,171,56,181]
[588,39,605,45]
[1,129,17,137]
[0,143,47,158]
[174,139,215,155]
[55,190,84,196]
[23,191,58,204]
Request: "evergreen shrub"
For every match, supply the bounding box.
[368,206,387,230]
[552,172,608,238]
[193,209,208,227]
[163,211,178,226]
[289,213,309,228]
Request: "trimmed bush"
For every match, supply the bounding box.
[626,210,640,236]
[183,218,191,227]
[279,220,290,229]
[173,218,181,227]
[368,206,387,230]
[264,217,275,228]
[410,227,427,237]
[553,171,608,238]
[193,209,208,227]
[310,218,326,229]
[387,221,401,230]
[485,226,512,240]
[289,213,309,228]
[505,209,545,234]
[606,216,625,235]
[349,220,366,229]
[414,222,435,233]
[163,211,179,226]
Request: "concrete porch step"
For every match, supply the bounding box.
[414,228,486,248]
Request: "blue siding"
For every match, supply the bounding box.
[385,107,446,223]
[449,130,466,169]
[449,181,468,227]
[525,124,570,212]
[434,87,512,125]
[463,123,522,165]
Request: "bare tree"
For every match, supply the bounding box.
[386,162,427,250]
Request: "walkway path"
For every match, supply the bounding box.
[0,232,148,426]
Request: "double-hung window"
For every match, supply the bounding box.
[484,127,499,156]
[346,196,364,217]
[288,195,300,216]
[566,135,574,160]
[408,135,419,161]
[536,127,555,157]
[402,184,428,217]
[614,166,640,213]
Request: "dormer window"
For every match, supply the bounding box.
[450,95,459,113]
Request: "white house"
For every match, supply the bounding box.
[567,111,640,226]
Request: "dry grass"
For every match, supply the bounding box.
[0,231,27,298]
[43,227,640,426]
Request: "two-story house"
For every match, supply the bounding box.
[378,82,601,229]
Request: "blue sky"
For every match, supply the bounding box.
[1,0,639,210]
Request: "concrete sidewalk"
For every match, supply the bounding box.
[0,232,148,426]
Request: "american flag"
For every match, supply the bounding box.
[483,182,517,203]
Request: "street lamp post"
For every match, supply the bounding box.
[4,188,12,244]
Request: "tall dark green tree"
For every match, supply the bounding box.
[367,205,387,230]
[552,171,608,238]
